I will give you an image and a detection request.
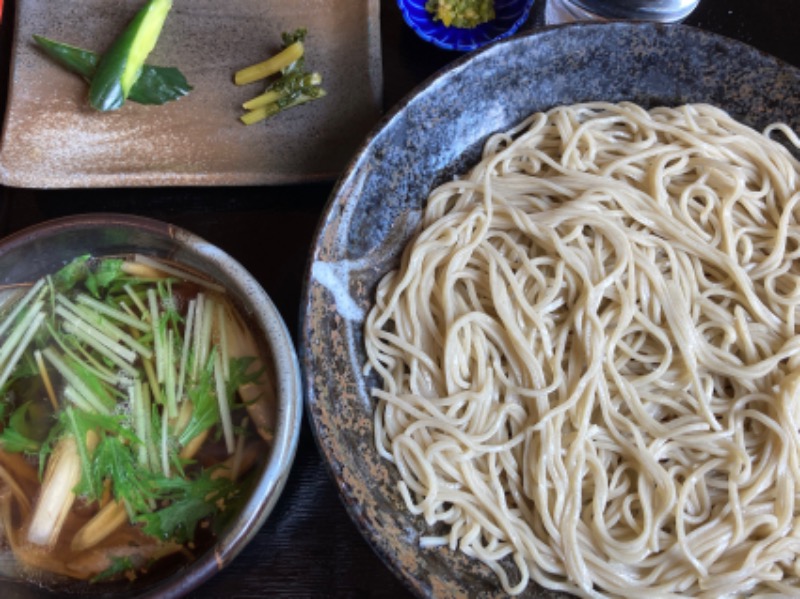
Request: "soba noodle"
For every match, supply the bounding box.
[364,102,800,597]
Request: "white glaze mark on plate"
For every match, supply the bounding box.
[311,260,365,322]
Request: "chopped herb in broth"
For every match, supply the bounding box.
[0,254,274,584]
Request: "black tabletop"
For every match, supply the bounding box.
[1,0,799,597]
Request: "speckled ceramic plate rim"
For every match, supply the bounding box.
[301,22,800,598]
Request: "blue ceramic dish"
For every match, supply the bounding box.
[397,0,535,51]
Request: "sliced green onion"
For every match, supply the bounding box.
[164,328,177,418]
[63,385,103,414]
[0,278,46,339]
[42,348,112,416]
[217,301,230,381]
[0,300,45,370]
[75,293,150,332]
[190,293,205,382]
[46,321,120,386]
[65,407,95,496]
[147,289,164,384]
[131,381,149,468]
[196,295,214,379]
[123,283,149,316]
[160,405,170,477]
[146,394,160,477]
[142,358,163,407]
[0,310,46,392]
[66,299,153,359]
[133,254,225,293]
[60,294,148,354]
[214,350,234,454]
[141,384,159,474]
[55,305,137,363]
[176,298,195,404]
[35,349,59,410]
[62,320,139,377]
[63,385,96,413]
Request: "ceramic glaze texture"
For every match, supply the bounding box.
[0,0,382,188]
[301,22,800,598]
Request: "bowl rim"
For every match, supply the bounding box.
[0,212,303,598]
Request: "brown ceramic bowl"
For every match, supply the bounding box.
[0,213,302,598]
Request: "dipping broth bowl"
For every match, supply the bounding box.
[0,213,302,598]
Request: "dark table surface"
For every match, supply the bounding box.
[1,0,799,597]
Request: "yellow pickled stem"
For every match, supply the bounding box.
[234,41,304,85]
[242,90,282,111]
[240,105,277,126]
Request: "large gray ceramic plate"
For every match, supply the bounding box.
[301,23,800,598]
[0,0,382,188]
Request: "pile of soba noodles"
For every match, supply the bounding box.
[364,102,800,597]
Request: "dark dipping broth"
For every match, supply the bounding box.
[0,254,275,591]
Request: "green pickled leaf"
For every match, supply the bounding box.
[281,28,307,47]
[131,63,192,105]
[32,34,192,106]
[32,35,96,79]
